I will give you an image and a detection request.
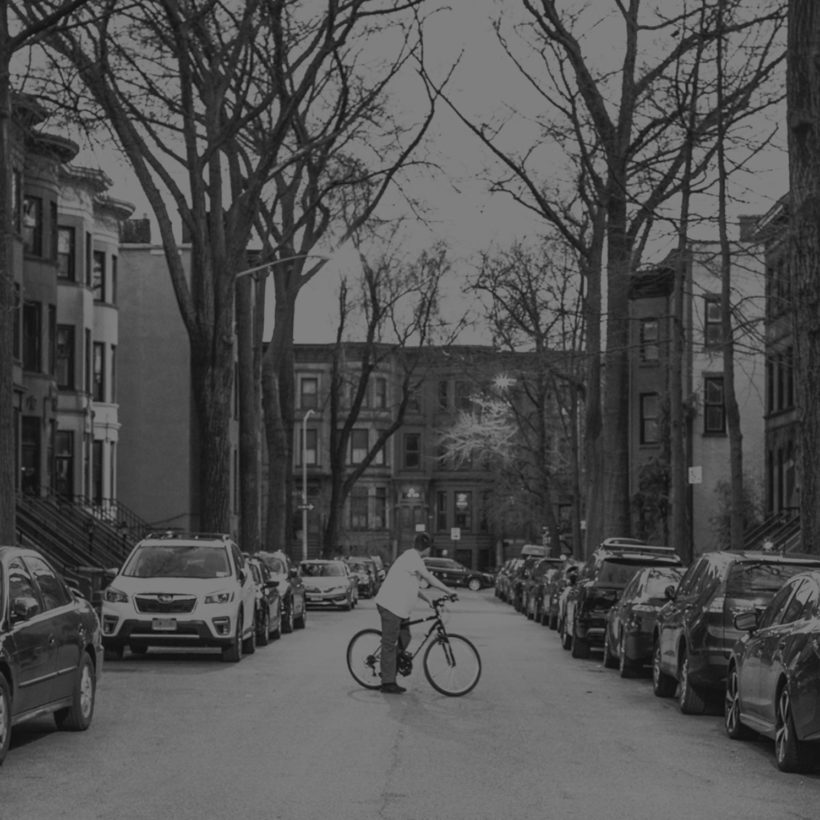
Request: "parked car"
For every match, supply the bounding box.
[369,554,387,584]
[495,558,522,602]
[652,549,820,715]
[300,559,358,610]
[562,541,683,659]
[602,565,684,676]
[512,555,564,611]
[1,544,103,765]
[423,557,495,591]
[725,569,820,772]
[101,531,258,662]
[246,556,282,646]
[522,559,560,622]
[257,550,306,632]
[544,560,580,629]
[347,556,380,598]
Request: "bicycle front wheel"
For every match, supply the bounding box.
[423,633,481,696]
[346,628,383,689]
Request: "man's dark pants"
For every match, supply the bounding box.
[377,605,410,685]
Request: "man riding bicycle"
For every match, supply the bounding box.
[373,533,455,694]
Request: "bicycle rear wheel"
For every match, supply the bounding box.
[423,633,481,696]
[346,628,383,689]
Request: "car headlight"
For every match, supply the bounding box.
[204,590,235,604]
[103,586,129,604]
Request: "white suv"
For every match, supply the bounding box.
[101,532,257,662]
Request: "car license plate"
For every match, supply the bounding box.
[152,618,177,631]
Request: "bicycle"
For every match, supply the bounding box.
[346,596,482,696]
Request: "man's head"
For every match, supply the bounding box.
[413,532,432,556]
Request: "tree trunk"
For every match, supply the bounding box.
[0,26,14,543]
[236,273,262,552]
[601,194,633,541]
[788,0,820,553]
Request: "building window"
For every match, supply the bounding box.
[640,318,660,362]
[374,430,389,465]
[350,429,368,464]
[454,491,472,531]
[300,376,318,409]
[298,428,317,466]
[438,380,449,410]
[56,325,75,389]
[455,381,471,410]
[93,342,105,402]
[436,491,447,531]
[403,433,421,469]
[111,345,117,403]
[84,329,92,394]
[92,251,106,301]
[85,233,93,285]
[704,376,726,434]
[111,255,118,304]
[704,295,722,348]
[349,486,369,530]
[49,201,58,260]
[57,227,76,280]
[54,430,74,499]
[372,376,387,409]
[23,196,43,256]
[13,283,20,360]
[22,301,41,372]
[48,305,56,376]
[639,393,659,445]
[12,170,21,232]
[374,487,387,530]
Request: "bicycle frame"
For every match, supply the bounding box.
[402,603,454,661]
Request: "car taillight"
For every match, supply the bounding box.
[706,596,725,614]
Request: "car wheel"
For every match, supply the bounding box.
[776,686,808,772]
[282,600,294,634]
[257,608,271,647]
[724,663,751,740]
[294,600,307,629]
[269,605,282,641]
[548,609,558,630]
[242,612,257,655]
[603,628,618,669]
[222,613,243,662]
[652,640,676,698]
[678,651,706,714]
[570,620,590,659]
[104,644,124,662]
[618,634,636,679]
[468,577,481,592]
[341,594,353,611]
[560,619,571,651]
[54,652,95,731]
[0,674,12,765]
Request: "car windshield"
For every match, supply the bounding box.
[262,557,287,575]
[123,545,230,579]
[725,562,816,597]
[302,562,345,577]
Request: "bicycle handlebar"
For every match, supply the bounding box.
[431,594,458,608]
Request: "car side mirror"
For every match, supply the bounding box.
[289,568,299,579]
[11,596,41,622]
[664,584,677,601]
[238,569,247,584]
[734,610,759,632]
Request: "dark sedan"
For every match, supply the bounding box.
[725,569,820,772]
[1,545,103,765]
[603,565,684,677]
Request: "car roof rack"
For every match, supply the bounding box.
[143,530,233,542]
[600,541,677,554]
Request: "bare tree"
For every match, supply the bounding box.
[0,0,95,542]
[438,239,586,556]
[15,0,438,542]
[426,0,785,553]
[787,0,820,552]
[321,240,459,553]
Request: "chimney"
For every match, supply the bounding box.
[121,216,151,244]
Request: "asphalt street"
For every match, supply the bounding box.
[0,590,818,820]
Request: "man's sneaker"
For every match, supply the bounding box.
[380,682,407,694]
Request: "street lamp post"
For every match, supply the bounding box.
[301,409,316,561]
